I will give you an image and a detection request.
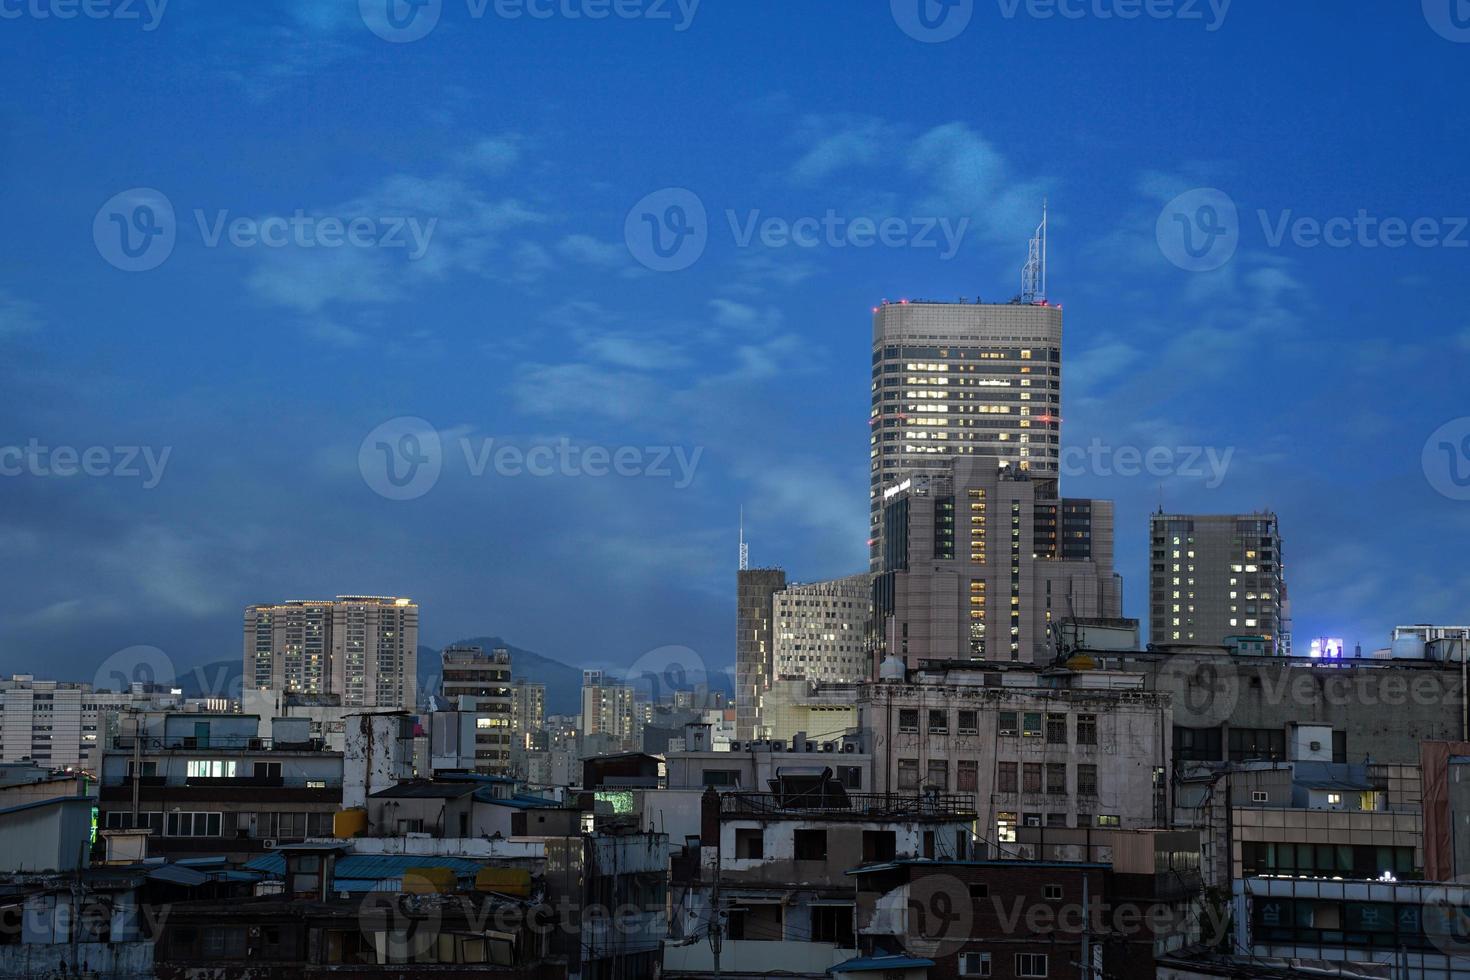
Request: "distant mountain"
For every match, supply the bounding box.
[419,637,584,716]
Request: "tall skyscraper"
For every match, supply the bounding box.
[870,300,1063,570]
[771,573,873,683]
[242,596,418,710]
[440,644,512,774]
[1148,512,1287,652]
[735,567,787,741]
[873,456,1122,665]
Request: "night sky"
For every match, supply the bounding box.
[2,0,1468,686]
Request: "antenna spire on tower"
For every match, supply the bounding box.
[1021,199,1048,305]
[739,507,749,571]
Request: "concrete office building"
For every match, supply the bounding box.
[243,596,418,710]
[1149,512,1287,653]
[735,567,787,741]
[0,675,206,771]
[859,660,1172,842]
[771,573,872,683]
[439,645,513,774]
[869,299,1063,570]
[874,456,1122,664]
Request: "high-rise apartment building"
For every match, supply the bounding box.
[242,596,418,710]
[874,456,1122,665]
[580,670,637,751]
[771,573,873,683]
[511,678,546,750]
[0,675,208,770]
[735,567,787,741]
[439,645,513,774]
[1148,512,1286,652]
[870,300,1063,570]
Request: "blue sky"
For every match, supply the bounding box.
[2,0,1468,685]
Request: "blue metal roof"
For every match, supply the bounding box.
[472,789,562,809]
[243,852,488,881]
[830,955,935,973]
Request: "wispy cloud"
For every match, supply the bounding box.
[0,291,42,338]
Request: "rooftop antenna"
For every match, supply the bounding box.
[738,507,749,571]
[1021,199,1048,305]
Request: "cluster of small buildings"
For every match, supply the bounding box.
[2,609,1469,979]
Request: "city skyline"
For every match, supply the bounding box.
[3,3,1469,682]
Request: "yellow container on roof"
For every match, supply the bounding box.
[402,867,457,894]
[475,867,532,897]
[333,809,368,838]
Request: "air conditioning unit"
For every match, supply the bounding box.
[728,741,742,752]
[769,740,786,752]
[263,839,278,850]
[804,742,817,753]
[822,742,837,753]
[841,744,858,754]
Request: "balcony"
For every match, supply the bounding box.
[721,791,977,820]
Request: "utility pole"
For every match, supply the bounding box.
[710,819,723,980]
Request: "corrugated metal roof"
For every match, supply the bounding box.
[369,782,478,799]
[830,955,935,973]
[244,852,487,881]
[147,865,210,887]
